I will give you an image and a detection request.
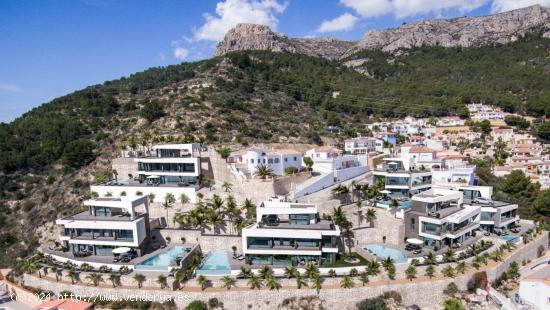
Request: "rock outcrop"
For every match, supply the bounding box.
[214,5,550,60]
[213,23,355,60]
[354,5,550,52]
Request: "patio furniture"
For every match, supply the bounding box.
[413,249,422,255]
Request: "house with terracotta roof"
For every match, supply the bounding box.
[35,299,93,310]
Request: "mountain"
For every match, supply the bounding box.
[215,5,550,58]
[354,4,550,52]
[214,23,356,60]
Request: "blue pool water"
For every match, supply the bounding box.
[364,244,408,263]
[196,250,231,276]
[376,200,413,209]
[136,246,189,270]
[501,235,520,243]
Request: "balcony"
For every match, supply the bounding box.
[59,211,144,222]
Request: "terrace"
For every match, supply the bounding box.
[59,210,145,222]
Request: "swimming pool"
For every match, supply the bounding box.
[196,250,231,276]
[376,200,413,209]
[501,235,520,244]
[136,245,189,270]
[364,244,408,263]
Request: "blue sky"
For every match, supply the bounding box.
[1,0,548,122]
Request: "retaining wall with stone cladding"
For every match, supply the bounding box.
[22,232,548,310]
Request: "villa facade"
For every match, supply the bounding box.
[241,197,341,266]
[55,196,151,257]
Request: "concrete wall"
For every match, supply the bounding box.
[293,173,334,199]
[112,157,137,180]
[154,229,242,253]
[91,185,197,203]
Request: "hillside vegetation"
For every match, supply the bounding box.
[1,34,550,268]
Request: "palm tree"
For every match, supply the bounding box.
[311,274,323,294]
[351,180,362,202]
[331,206,346,226]
[247,274,262,290]
[382,256,395,270]
[222,276,236,290]
[50,266,60,282]
[255,164,275,179]
[304,262,319,279]
[442,265,455,278]
[366,260,381,276]
[264,275,281,290]
[259,265,273,279]
[425,265,435,278]
[340,275,354,288]
[425,251,438,265]
[162,193,176,227]
[133,273,146,288]
[341,222,355,256]
[295,273,308,289]
[284,266,297,279]
[108,274,121,288]
[365,208,377,228]
[359,271,369,286]
[79,262,91,272]
[197,275,209,290]
[455,262,467,274]
[405,264,417,281]
[221,181,233,192]
[238,266,252,279]
[389,199,399,217]
[86,273,104,287]
[179,193,190,204]
[67,269,78,284]
[21,259,40,278]
[354,200,363,227]
[472,255,483,270]
[444,248,456,263]
[242,198,256,219]
[173,269,186,289]
[331,184,350,203]
[328,269,337,277]
[360,184,369,202]
[156,275,168,289]
[147,193,155,204]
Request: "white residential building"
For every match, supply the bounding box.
[55,196,150,257]
[92,144,202,203]
[405,188,481,249]
[518,265,550,310]
[373,157,433,198]
[241,197,341,266]
[344,137,377,154]
[304,147,368,174]
[228,148,302,176]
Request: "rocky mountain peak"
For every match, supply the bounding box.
[354,4,550,52]
[214,23,355,60]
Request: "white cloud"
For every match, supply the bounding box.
[194,0,288,41]
[0,83,20,93]
[317,13,359,32]
[491,0,550,13]
[341,0,488,19]
[173,47,189,60]
[159,53,167,61]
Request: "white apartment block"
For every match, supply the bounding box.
[241,197,340,266]
[228,148,302,176]
[55,196,150,257]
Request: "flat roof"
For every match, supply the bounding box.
[464,199,515,208]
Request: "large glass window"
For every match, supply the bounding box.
[386,176,409,186]
[422,222,441,235]
[116,230,133,241]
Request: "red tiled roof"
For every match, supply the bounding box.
[409,146,435,153]
[36,299,93,310]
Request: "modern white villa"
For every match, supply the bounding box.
[241,197,341,266]
[55,196,150,257]
[91,143,202,203]
[404,188,481,250]
[373,157,433,198]
[227,147,302,177]
[344,137,379,154]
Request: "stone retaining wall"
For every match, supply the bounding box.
[23,232,548,309]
